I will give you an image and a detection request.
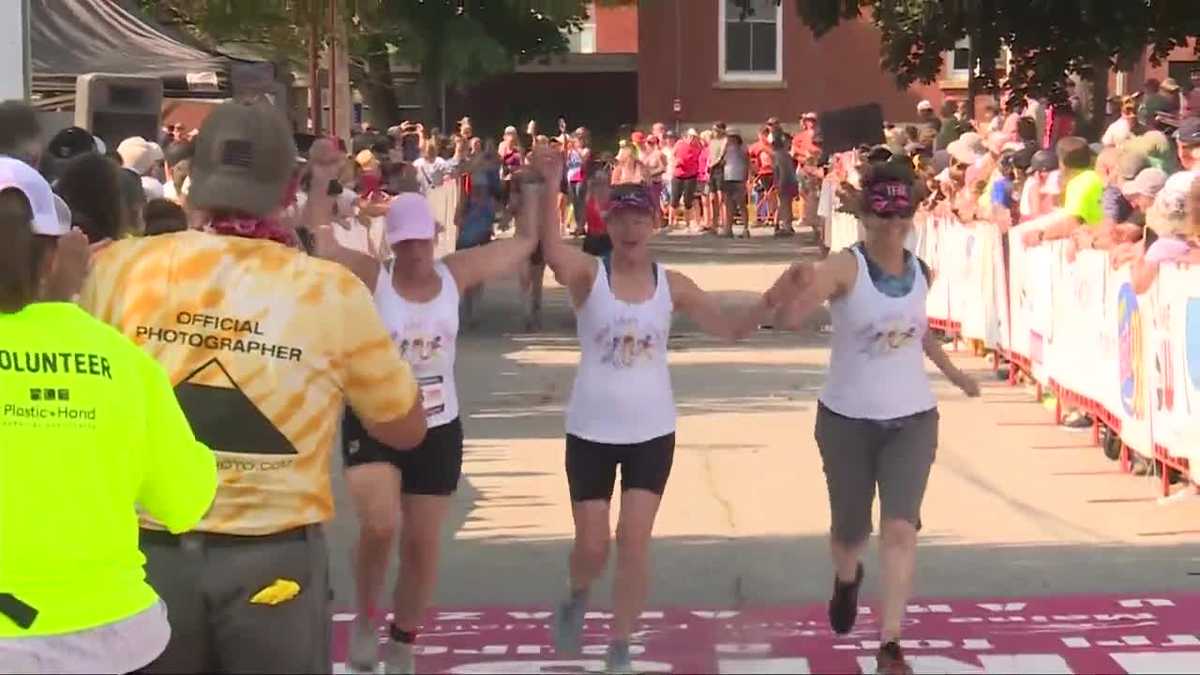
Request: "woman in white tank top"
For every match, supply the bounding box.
[529,149,782,673]
[770,160,980,675]
[314,188,542,674]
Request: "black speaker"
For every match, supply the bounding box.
[817,103,885,156]
[75,74,163,151]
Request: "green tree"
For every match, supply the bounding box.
[786,0,1200,136]
[141,0,612,129]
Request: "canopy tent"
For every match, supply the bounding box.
[30,0,237,98]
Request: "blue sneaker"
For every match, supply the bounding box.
[552,593,586,656]
[605,640,635,674]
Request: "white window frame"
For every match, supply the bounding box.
[944,37,1012,82]
[717,0,783,83]
[946,37,972,81]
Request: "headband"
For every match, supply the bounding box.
[865,180,915,218]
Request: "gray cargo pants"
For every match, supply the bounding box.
[139,525,331,674]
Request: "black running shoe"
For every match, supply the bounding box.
[876,640,913,675]
[828,562,864,635]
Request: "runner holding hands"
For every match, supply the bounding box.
[768,159,980,675]
[310,148,544,674]
[525,146,788,673]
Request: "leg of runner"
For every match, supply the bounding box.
[879,519,918,642]
[384,493,454,674]
[555,499,611,657]
[345,462,403,674]
[610,488,663,673]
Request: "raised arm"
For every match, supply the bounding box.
[667,269,775,343]
[444,176,541,292]
[771,251,856,330]
[306,147,383,289]
[529,147,597,304]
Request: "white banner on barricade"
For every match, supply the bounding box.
[920,216,952,324]
[927,214,1193,478]
[1154,264,1200,469]
[1105,266,1155,458]
[427,182,460,259]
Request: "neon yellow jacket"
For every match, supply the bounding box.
[0,303,216,637]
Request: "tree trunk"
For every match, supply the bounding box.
[1090,56,1110,142]
[360,39,399,129]
[422,62,444,131]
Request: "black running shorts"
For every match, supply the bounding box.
[565,433,676,502]
[670,178,698,209]
[342,409,465,496]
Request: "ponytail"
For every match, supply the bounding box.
[0,188,43,313]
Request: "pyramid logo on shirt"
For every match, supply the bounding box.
[174,358,298,455]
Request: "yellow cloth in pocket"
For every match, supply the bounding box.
[249,579,301,606]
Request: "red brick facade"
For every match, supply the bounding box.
[595,3,638,54]
[637,0,948,129]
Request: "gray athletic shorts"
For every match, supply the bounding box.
[814,403,939,546]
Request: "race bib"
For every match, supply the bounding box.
[418,375,445,417]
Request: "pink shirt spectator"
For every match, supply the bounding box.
[672,139,701,179]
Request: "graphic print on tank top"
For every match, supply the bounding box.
[393,321,453,418]
[856,314,923,357]
[596,317,663,369]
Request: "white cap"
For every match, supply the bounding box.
[687,127,698,137]
[503,125,518,135]
[52,194,72,232]
[385,192,437,244]
[117,136,165,175]
[0,157,67,236]
[917,100,934,112]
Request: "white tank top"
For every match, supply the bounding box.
[566,262,676,444]
[819,247,936,420]
[374,261,460,428]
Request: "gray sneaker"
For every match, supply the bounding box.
[552,595,586,656]
[605,640,635,674]
[381,640,415,675]
[348,621,380,674]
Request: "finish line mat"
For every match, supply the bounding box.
[331,593,1200,674]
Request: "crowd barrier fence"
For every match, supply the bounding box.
[911,213,1198,494]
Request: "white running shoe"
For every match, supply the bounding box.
[348,621,380,675]
[382,640,416,675]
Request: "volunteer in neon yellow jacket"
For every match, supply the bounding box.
[0,157,217,673]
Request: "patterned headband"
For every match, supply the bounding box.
[865,180,915,218]
[605,187,657,217]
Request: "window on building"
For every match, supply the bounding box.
[720,0,782,81]
[568,17,597,54]
[947,37,972,81]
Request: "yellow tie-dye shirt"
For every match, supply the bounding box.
[80,230,419,535]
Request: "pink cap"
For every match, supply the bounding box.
[385,193,436,244]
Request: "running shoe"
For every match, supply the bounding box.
[553,594,586,656]
[381,640,415,675]
[875,640,914,675]
[828,562,864,635]
[348,621,380,674]
[1061,411,1093,430]
[605,640,635,674]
